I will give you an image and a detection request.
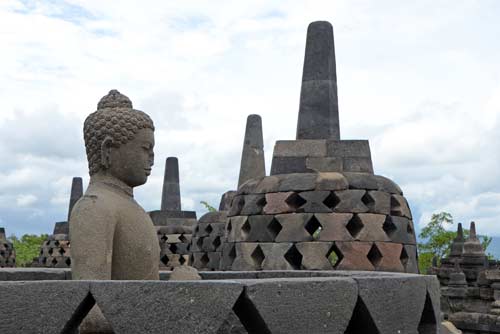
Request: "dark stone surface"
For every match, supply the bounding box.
[274,213,314,242]
[343,172,379,190]
[0,280,91,333]
[278,173,317,192]
[306,157,343,172]
[53,221,69,235]
[219,191,237,211]
[238,115,265,188]
[68,177,83,221]
[270,156,311,175]
[273,140,327,157]
[240,194,266,215]
[326,140,371,158]
[296,242,333,270]
[343,157,374,173]
[149,210,197,221]
[333,189,369,213]
[354,275,429,333]
[363,190,391,215]
[0,268,69,281]
[315,213,354,241]
[90,280,243,334]
[296,21,339,140]
[243,277,358,333]
[161,157,181,211]
[297,190,332,212]
[316,172,349,190]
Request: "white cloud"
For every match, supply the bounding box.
[16,194,37,207]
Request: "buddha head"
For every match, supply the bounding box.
[83,90,155,187]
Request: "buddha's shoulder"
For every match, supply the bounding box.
[72,184,123,212]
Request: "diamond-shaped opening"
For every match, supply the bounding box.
[54,241,60,247]
[65,258,71,266]
[326,244,343,268]
[267,218,282,240]
[212,236,222,249]
[51,258,58,266]
[323,191,340,209]
[367,244,383,268]
[251,245,265,269]
[304,215,322,240]
[194,225,199,234]
[48,248,54,255]
[161,235,168,242]
[169,243,178,253]
[179,234,187,243]
[0,251,4,257]
[284,245,302,270]
[196,237,204,248]
[257,196,267,208]
[179,255,187,265]
[42,257,47,265]
[227,220,233,233]
[285,192,306,210]
[200,253,210,267]
[382,216,397,237]
[400,247,409,268]
[59,248,65,256]
[205,224,213,234]
[346,215,364,239]
[161,254,169,265]
[361,192,375,209]
[241,219,251,239]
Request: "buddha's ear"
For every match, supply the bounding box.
[100,136,114,170]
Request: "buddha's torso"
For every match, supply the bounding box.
[70,180,160,280]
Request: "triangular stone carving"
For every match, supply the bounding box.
[344,297,380,334]
[417,292,437,334]
[230,291,271,334]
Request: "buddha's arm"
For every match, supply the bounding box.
[69,196,117,280]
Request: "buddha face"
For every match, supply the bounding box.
[107,128,155,187]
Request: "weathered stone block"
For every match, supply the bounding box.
[375,175,403,194]
[278,173,317,192]
[270,156,311,175]
[391,194,412,219]
[343,157,374,173]
[363,190,391,215]
[254,175,281,193]
[238,178,260,195]
[90,280,244,334]
[228,195,245,217]
[263,192,296,214]
[315,172,349,190]
[246,215,280,242]
[384,216,416,244]
[305,157,342,172]
[355,213,390,242]
[198,211,227,224]
[297,190,332,212]
[335,241,374,271]
[326,140,371,157]
[226,216,250,242]
[402,245,419,274]
[343,172,378,190]
[243,276,358,334]
[275,213,315,242]
[218,190,237,211]
[373,242,404,272]
[260,243,297,270]
[333,189,368,213]
[314,213,354,241]
[231,243,261,271]
[240,194,266,215]
[0,281,91,333]
[296,242,333,270]
[273,140,327,157]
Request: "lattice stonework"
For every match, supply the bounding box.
[221,172,418,273]
[190,211,226,271]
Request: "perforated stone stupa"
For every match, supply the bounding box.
[0,228,15,268]
[32,177,83,268]
[221,21,418,272]
[149,157,197,269]
[191,114,265,270]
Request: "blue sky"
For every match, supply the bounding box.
[1,0,500,243]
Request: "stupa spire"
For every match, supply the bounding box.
[67,177,83,221]
[161,157,181,211]
[296,21,340,140]
[238,114,265,188]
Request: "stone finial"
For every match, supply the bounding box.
[448,259,468,288]
[68,177,83,221]
[449,223,465,257]
[161,157,181,211]
[463,221,485,256]
[0,227,5,240]
[97,89,133,110]
[296,21,340,140]
[53,222,69,235]
[238,114,266,188]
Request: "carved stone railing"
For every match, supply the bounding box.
[0,270,439,333]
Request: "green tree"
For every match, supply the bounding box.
[10,234,48,267]
[418,212,492,273]
[200,201,217,212]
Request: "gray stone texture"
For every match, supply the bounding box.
[0,227,15,268]
[238,115,266,188]
[296,21,340,140]
[161,157,181,211]
[68,177,83,221]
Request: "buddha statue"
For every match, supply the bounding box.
[70,90,160,332]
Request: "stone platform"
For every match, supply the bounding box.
[0,269,439,333]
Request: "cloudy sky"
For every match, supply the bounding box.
[1,0,500,241]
